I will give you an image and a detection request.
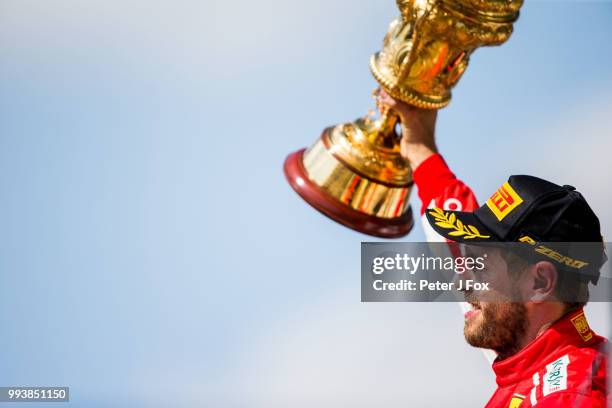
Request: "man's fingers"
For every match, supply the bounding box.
[378,91,420,120]
[377,90,396,107]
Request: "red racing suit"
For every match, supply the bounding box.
[412,154,610,408]
[412,153,479,241]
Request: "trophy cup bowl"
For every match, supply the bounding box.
[284,0,523,238]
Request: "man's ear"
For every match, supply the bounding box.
[529,261,558,302]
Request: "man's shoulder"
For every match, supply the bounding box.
[543,311,608,367]
[567,332,608,363]
[535,334,608,396]
[547,332,608,369]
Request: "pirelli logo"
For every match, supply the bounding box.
[486,182,524,221]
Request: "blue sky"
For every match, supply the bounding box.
[1,1,611,406]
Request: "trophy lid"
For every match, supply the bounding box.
[374,0,524,108]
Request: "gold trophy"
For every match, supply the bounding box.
[284,0,523,237]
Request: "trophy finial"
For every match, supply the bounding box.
[373,0,523,109]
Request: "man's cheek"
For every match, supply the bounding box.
[481,303,499,324]
[479,302,493,314]
[484,288,509,303]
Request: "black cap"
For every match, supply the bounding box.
[425,175,606,284]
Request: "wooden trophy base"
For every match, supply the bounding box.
[283,149,413,238]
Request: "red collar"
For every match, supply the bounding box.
[492,308,597,387]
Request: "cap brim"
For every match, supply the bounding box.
[425,207,498,243]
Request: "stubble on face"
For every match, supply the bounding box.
[464,299,528,360]
[462,247,530,359]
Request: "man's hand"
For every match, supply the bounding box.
[378,90,438,170]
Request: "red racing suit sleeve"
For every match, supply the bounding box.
[412,153,479,241]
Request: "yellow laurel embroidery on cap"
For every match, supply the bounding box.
[428,208,490,239]
[570,313,593,342]
[486,182,524,221]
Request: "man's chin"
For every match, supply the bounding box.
[462,302,529,353]
[464,323,487,348]
[463,309,496,349]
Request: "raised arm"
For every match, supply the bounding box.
[379,91,479,240]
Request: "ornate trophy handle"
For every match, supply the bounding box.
[371,88,400,146]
